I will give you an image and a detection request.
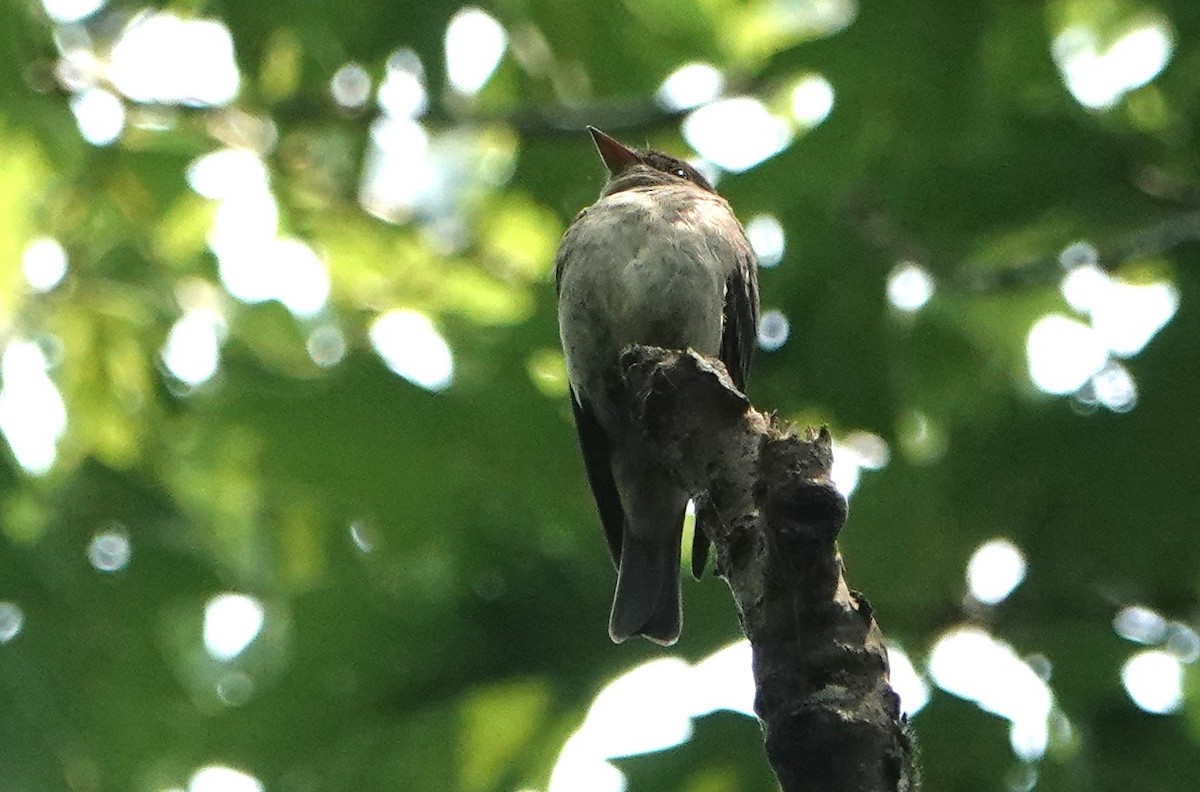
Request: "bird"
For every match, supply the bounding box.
[555,126,760,645]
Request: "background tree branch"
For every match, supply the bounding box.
[616,346,918,792]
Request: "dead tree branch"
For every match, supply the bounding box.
[616,345,918,792]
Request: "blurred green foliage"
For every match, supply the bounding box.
[2,0,1200,791]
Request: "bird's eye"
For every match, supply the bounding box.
[672,168,688,179]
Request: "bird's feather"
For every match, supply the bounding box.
[610,524,684,645]
[693,237,759,578]
[569,390,625,566]
[721,242,760,392]
[556,134,760,642]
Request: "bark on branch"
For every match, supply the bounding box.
[615,345,918,792]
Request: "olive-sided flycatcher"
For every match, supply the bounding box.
[556,127,759,645]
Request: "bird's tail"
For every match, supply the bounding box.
[608,522,684,646]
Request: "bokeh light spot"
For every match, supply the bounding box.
[840,430,890,470]
[1059,262,1178,360]
[1113,605,1168,645]
[1050,261,1170,414]
[210,195,280,302]
[1058,240,1099,270]
[359,118,432,221]
[203,171,329,318]
[349,520,378,553]
[70,87,125,146]
[87,526,131,572]
[929,626,1052,760]
[887,262,934,312]
[1026,314,1106,395]
[161,310,223,387]
[1091,280,1178,358]
[444,7,507,95]
[189,765,263,792]
[203,593,265,661]
[215,672,255,706]
[1121,650,1182,714]
[0,340,67,475]
[1060,263,1107,313]
[656,62,724,110]
[0,601,24,643]
[109,13,240,106]
[583,658,694,757]
[830,446,860,496]
[306,326,347,368]
[745,214,785,267]
[187,148,269,200]
[369,310,454,392]
[790,74,834,127]
[967,539,1027,605]
[1054,21,1173,110]
[331,62,372,109]
[757,309,789,351]
[42,0,106,24]
[1090,361,1137,413]
[1165,624,1200,663]
[683,97,792,172]
[378,50,428,119]
[549,641,764,792]
[272,238,330,318]
[830,433,889,498]
[526,348,569,398]
[897,410,947,465]
[887,644,930,716]
[687,640,755,717]
[548,741,625,792]
[54,45,101,93]
[23,237,69,292]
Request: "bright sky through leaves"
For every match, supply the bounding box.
[683,97,792,172]
[656,62,724,110]
[69,87,124,145]
[445,8,507,95]
[22,237,68,292]
[42,0,105,24]
[203,594,265,661]
[1121,650,1183,714]
[746,214,785,267]
[0,602,23,643]
[188,765,264,792]
[790,75,835,126]
[1054,21,1174,110]
[87,527,132,572]
[1026,314,1107,395]
[929,627,1054,761]
[887,262,935,312]
[0,341,66,475]
[967,539,1027,605]
[108,14,240,106]
[369,310,454,391]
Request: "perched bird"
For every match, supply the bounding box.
[555,127,759,645]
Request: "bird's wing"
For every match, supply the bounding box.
[570,388,625,566]
[694,234,760,579]
[720,238,760,392]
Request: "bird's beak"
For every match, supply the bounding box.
[588,126,639,175]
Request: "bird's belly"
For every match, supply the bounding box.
[558,189,739,400]
[611,260,723,353]
[559,250,724,398]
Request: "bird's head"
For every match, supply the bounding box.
[587,126,714,196]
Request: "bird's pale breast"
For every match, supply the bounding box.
[558,185,739,401]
